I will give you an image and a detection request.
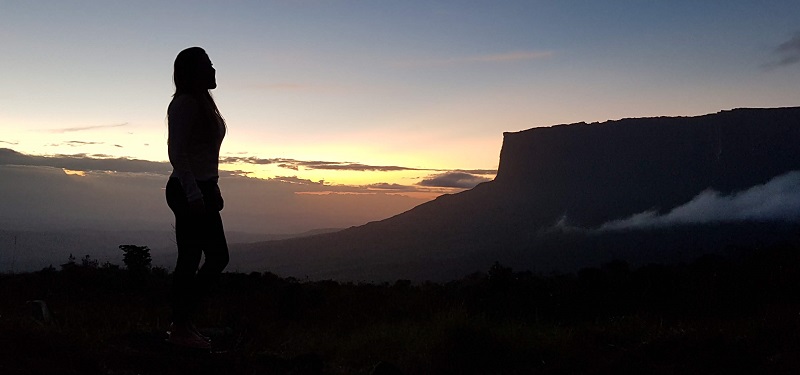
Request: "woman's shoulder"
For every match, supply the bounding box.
[168,94,200,115]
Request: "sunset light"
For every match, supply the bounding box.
[3,3,800,371]
[2,1,799,234]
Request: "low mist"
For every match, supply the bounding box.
[599,170,800,231]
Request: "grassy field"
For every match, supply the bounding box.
[2,243,800,374]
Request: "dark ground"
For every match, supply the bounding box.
[2,243,800,374]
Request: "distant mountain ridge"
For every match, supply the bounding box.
[495,107,800,226]
[232,107,800,281]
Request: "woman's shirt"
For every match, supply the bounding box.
[168,94,226,201]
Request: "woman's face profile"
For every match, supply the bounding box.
[198,54,216,90]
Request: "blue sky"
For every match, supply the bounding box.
[2,1,799,189]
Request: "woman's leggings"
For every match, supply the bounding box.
[166,177,229,324]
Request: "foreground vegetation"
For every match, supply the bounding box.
[2,242,800,374]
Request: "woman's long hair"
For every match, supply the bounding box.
[172,47,226,135]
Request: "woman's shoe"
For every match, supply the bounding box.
[189,323,211,343]
[168,333,212,349]
[167,323,211,349]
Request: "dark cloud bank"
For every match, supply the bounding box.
[0,148,172,174]
[0,148,494,237]
[0,147,499,271]
[1,148,495,189]
[419,172,492,189]
[220,155,419,172]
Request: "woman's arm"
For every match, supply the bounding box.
[168,95,204,202]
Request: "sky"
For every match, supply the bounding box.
[2,1,800,236]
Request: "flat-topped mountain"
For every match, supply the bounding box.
[231,107,800,281]
[495,107,800,226]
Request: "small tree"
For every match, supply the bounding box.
[488,261,514,289]
[81,254,99,268]
[60,253,77,271]
[119,245,152,273]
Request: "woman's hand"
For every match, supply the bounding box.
[212,185,224,211]
[188,198,206,215]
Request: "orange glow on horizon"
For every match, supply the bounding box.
[63,169,87,177]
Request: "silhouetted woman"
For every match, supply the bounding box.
[165,47,229,349]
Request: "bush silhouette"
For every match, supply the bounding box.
[60,253,77,271]
[119,245,152,273]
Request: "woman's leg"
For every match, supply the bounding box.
[172,211,205,324]
[197,210,229,287]
[167,179,229,325]
[166,178,204,325]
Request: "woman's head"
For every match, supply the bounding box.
[171,47,226,132]
[173,47,216,95]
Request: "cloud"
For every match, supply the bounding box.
[219,169,252,178]
[0,148,171,175]
[396,50,553,67]
[2,149,493,189]
[220,156,292,165]
[0,140,19,145]
[1,147,491,202]
[0,164,428,237]
[453,169,497,175]
[598,171,800,231]
[302,162,419,172]
[47,141,105,147]
[763,34,800,69]
[418,172,492,189]
[222,156,424,172]
[776,35,800,54]
[366,183,415,191]
[278,163,299,171]
[270,176,326,185]
[267,177,433,194]
[46,122,129,133]
[0,149,487,238]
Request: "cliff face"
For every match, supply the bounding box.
[234,107,800,281]
[493,107,800,226]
